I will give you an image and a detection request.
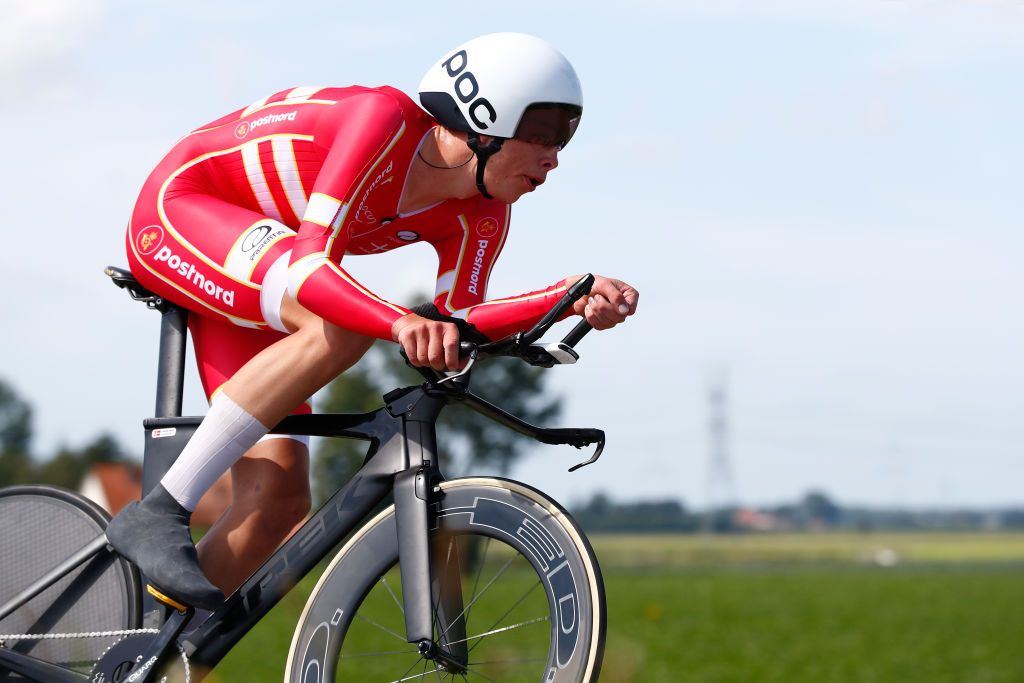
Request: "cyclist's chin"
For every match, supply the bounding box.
[487,181,530,204]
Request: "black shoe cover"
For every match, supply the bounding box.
[105,485,224,610]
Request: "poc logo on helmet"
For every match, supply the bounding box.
[441,50,497,130]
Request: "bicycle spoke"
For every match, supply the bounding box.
[462,667,501,683]
[438,553,517,641]
[381,574,405,615]
[465,537,491,625]
[467,579,543,656]
[443,615,549,647]
[339,648,420,659]
[391,654,430,683]
[387,666,442,683]
[467,657,549,666]
[354,612,407,642]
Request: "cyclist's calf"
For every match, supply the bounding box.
[196,437,312,595]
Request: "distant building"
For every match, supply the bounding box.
[732,507,789,532]
[80,462,143,517]
[80,462,231,527]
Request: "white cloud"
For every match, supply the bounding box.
[0,0,105,97]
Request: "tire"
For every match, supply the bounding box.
[285,477,605,682]
[0,486,142,679]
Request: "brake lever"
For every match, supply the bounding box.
[569,433,606,472]
[436,346,479,385]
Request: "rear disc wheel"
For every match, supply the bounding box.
[0,486,142,679]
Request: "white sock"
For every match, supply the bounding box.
[161,393,269,511]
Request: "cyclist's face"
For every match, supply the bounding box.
[483,138,559,203]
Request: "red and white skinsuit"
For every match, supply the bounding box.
[126,86,568,411]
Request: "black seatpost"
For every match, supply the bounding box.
[154,306,188,418]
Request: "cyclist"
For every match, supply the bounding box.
[106,32,639,610]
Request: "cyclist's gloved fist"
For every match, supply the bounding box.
[566,274,639,330]
[392,314,463,371]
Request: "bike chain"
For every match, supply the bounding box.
[0,627,190,682]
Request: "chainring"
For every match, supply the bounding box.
[89,633,187,683]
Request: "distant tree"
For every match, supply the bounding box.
[0,378,32,456]
[999,509,1024,530]
[703,506,738,534]
[0,378,131,489]
[800,490,841,527]
[36,433,128,490]
[0,450,34,486]
[0,378,34,485]
[580,491,613,518]
[574,491,699,533]
[312,344,393,506]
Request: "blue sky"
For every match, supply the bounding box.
[1,0,1021,509]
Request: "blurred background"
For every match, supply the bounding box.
[1,1,1021,680]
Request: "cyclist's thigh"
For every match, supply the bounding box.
[188,314,313,416]
[126,189,295,331]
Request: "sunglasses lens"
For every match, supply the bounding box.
[513,104,582,149]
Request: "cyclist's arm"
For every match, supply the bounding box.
[429,211,572,341]
[286,92,411,340]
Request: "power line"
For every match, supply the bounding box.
[703,366,735,533]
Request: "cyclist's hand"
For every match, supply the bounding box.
[566,275,639,330]
[392,314,463,371]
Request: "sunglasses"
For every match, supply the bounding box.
[512,103,583,150]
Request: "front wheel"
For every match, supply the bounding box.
[286,477,605,682]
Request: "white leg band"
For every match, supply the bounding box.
[260,250,293,334]
[258,433,311,448]
[161,393,269,511]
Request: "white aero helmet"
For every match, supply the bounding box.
[419,33,583,198]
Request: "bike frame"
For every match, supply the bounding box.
[0,269,602,682]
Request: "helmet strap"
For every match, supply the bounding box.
[466,134,505,200]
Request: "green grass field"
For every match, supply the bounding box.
[210,533,1024,682]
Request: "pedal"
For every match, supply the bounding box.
[147,584,189,613]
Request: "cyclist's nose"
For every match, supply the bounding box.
[539,148,559,171]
